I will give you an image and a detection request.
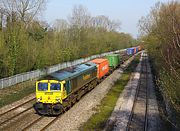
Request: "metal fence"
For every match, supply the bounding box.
[0,49,125,89]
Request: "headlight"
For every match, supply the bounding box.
[37,98,40,102]
[56,98,60,102]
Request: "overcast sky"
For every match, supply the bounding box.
[44,0,170,38]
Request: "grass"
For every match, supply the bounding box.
[0,80,36,108]
[79,55,140,131]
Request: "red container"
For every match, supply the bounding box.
[134,47,136,54]
[91,58,109,79]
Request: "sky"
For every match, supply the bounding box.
[43,0,170,38]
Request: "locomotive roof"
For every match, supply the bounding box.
[43,62,97,81]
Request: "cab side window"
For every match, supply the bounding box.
[63,84,66,91]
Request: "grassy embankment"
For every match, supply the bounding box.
[79,55,140,130]
[0,80,35,108]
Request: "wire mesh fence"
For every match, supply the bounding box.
[0,49,125,89]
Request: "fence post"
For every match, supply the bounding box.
[9,78,10,87]
[1,80,3,89]
[16,75,17,84]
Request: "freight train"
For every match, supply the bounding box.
[33,46,143,115]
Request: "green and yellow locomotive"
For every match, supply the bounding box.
[33,62,97,115]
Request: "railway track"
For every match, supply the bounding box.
[21,110,65,131]
[20,112,65,131]
[127,53,148,131]
[0,98,35,128]
[40,115,61,131]
[21,115,44,131]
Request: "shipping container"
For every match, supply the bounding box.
[136,47,138,53]
[126,48,134,55]
[106,54,120,68]
[91,58,109,79]
[133,47,136,54]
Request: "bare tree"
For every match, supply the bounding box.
[68,5,121,32]
[91,15,121,31]
[0,0,46,24]
[68,5,91,28]
[53,19,69,32]
[0,8,6,29]
[138,1,180,114]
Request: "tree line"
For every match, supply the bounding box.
[0,1,135,78]
[138,0,180,127]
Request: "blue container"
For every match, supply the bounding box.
[126,48,134,55]
[135,47,138,53]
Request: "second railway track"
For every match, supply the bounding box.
[127,53,148,131]
[0,97,35,117]
[0,97,35,129]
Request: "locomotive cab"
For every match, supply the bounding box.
[34,80,67,115]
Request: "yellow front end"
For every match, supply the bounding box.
[34,80,67,115]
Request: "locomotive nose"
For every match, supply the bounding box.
[33,103,63,115]
[48,96,50,100]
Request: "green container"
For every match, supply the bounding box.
[106,54,120,68]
